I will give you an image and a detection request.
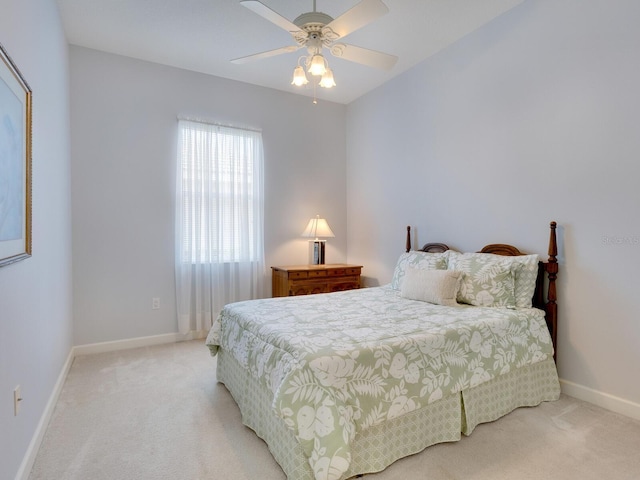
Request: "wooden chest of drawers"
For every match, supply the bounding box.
[271,264,362,297]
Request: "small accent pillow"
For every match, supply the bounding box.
[391,251,448,290]
[400,268,462,306]
[447,252,517,308]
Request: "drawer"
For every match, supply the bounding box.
[308,270,328,278]
[345,267,361,275]
[290,278,329,288]
[327,268,346,276]
[329,282,360,292]
[328,275,359,285]
[291,284,329,296]
[288,271,308,279]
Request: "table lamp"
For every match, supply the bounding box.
[301,215,335,264]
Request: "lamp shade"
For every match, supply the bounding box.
[319,68,336,88]
[301,215,335,240]
[308,54,327,76]
[291,65,309,86]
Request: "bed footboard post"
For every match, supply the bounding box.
[406,226,411,253]
[546,221,558,360]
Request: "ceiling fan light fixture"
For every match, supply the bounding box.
[236,0,398,98]
[308,54,327,76]
[291,65,309,86]
[319,68,336,88]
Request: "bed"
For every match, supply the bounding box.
[206,222,560,480]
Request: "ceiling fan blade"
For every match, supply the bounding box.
[330,43,397,71]
[323,0,389,39]
[231,45,301,64]
[240,0,302,33]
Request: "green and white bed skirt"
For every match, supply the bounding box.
[216,349,560,480]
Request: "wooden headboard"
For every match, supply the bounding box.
[405,222,558,360]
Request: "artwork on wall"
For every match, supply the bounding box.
[0,42,32,267]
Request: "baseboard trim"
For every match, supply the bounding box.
[14,348,75,480]
[73,330,208,356]
[560,378,640,421]
[73,333,181,356]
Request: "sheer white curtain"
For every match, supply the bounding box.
[175,119,265,335]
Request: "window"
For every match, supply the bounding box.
[177,119,264,264]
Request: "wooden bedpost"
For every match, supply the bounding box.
[406,226,411,253]
[546,221,558,361]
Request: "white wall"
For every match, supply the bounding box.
[346,0,640,415]
[70,47,347,345]
[0,0,72,478]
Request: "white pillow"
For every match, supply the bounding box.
[390,251,447,290]
[400,268,462,306]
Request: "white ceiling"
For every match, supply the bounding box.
[57,0,524,104]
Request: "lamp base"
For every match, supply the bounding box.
[310,240,326,265]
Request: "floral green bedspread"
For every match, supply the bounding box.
[205,286,554,480]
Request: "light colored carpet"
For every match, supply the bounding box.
[29,340,640,480]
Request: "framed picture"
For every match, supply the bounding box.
[0,42,32,267]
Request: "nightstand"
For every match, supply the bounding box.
[271,264,362,297]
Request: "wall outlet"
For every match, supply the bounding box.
[152,297,160,310]
[14,385,22,416]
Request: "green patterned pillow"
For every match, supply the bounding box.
[447,252,517,308]
[447,252,539,308]
[391,251,447,290]
[508,254,539,308]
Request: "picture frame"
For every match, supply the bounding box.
[0,42,32,267]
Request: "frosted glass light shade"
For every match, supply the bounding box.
[319,68,336,88]
[301,215,335,240]
[308,54,327,76]
[291,65,308,86]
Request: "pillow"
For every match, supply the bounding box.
[447,252,517,308]
[508,254,539,308]
[400,268,462,306]
[390,251,448,290]
[447,251,539,308]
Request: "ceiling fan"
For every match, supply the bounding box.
[232,0,398,90]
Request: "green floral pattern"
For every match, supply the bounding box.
[390,251,447,290]
[206,286,554,480]
[447,252,540,308]
[446,252,517,307]
[509,254,540,308]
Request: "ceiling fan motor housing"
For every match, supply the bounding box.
[293,11,333,31]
